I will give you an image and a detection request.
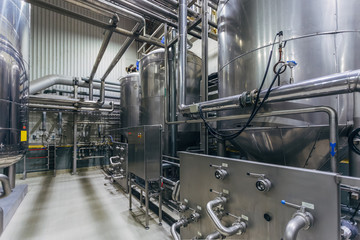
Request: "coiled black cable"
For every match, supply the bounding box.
[198,31,285,141]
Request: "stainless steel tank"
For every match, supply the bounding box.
[0,0,30,168]
[120,73,141,128]
[217,0,360,169]
[140,49,202,153]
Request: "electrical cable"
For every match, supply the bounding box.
[199,65,286,141]
[198,31,285,141]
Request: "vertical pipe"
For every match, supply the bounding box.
[41,112,47,131]
[72,114,77,175]
[350,93,360,177]
[170,29,178,157]
[4,164,16,189]
[98,23,140,105]
[58,112,62,137]
[217,140,225,157]
[129,174,133,210]
[201,0,209,154]
[178,0,187,108]
[89,28,115,100]
[145,180,149,229]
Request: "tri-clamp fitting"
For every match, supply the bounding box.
[282,200,314,240]
[239,89,258,108]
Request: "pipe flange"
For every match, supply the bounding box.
[292,211,314,230]
[250,89,258,104]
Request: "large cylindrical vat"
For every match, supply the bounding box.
[140,49,202,153]
[120,73,141,128]
[217,0,360,169]
[0,0,30,168]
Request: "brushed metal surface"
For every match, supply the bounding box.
[0,0,30,167]
[179,152,341,239]
[127,125,162,181]
[139,49,202,153]
[119,73,141,128]
[217,0,360,168]
[112,142,128,193]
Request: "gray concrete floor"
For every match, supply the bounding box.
[1,169,172,240]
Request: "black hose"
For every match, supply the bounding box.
[198,31,285,141]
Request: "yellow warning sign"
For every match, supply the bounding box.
[21,131,27,142]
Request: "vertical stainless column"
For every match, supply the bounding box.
[350,93,360,177]
[178,0,187,109]
[145,180,149,229]
[201,0,209,154]
[217,140,226,157]
[72,80,78,175]
[72,114,77,175]
[169,28,178,157]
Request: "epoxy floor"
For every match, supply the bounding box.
[1,169,172,240]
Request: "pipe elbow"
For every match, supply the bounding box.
[170,219,188,240]
[205,231,222,240]
[206,197,246,236]
[284,215,306,240]
[284,212,313,240]
[0,174,11,199]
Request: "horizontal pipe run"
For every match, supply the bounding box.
[30,75,120,95]
[162,177,176,186]
[24,0,163,47]
[162,155,180,161]
[179,69,360,114]
[162,160,180,167]
[138,23,164,53]
[29,103,115,112]
[167,106,338,172]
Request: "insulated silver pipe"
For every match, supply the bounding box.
[81,0,146,29]
[138,23,164,53]
[178,0,187,109]
[206,197,246,236]
[25,0,162,47]
[201,0,209,154]
[179,69,360,113]
[98,23,140,105]
[29,103,115,112]
[113,0,177,29]
[139,0,218,28]
[30,75,120,95]
[89,26,115,100]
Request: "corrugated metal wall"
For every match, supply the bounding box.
[30,0,138,98]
